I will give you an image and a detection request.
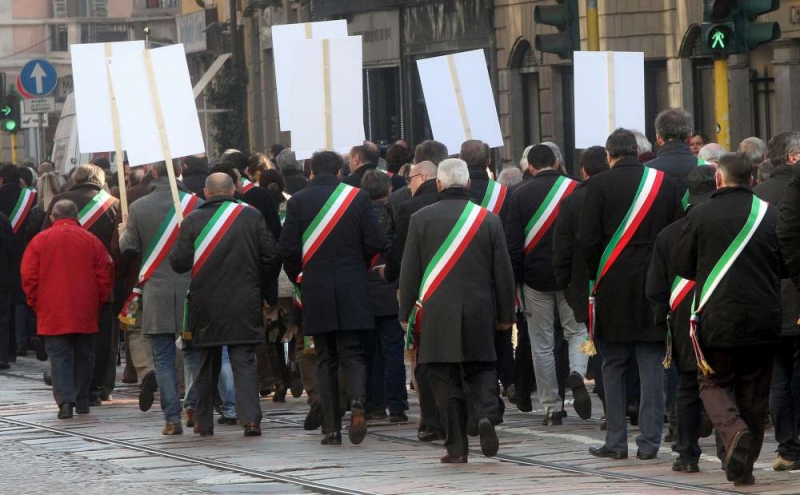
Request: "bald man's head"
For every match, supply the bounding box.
[205,172,235,198]
[408,160,438,195]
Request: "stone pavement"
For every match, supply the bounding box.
[1,355,799,494]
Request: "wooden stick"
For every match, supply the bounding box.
[143,49,183,222]
[606,51,615,135]
[322,39,332,151]
[105,43,128,222]
[447,54,472,141]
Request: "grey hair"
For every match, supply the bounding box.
[437,158,470,190]
[542,142,563,166]
[52,199,79,220]
[498,167,523,186]
[738,137,768,166]
[698,143,727,163]
[655,108,693,141]
[205,172,235,196]
[276,149,302,173]
[758,160,774,183]
[631,130,652,154]
[72,164,106,187]
[519,145,534,170]
[412,160,438,178]
[767,131,800,165]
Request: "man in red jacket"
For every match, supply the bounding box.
[21,199,114,419]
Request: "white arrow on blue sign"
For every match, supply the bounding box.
[17,59,58,98]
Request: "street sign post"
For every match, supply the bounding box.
[20,113,48,129]
[16,59,58,99]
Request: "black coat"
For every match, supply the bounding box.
[672,187,783,349]
[552,181,589,322]
[645,140,697,197]
[398,188,515,364]
[43,183,119,253]
[0,183,35,303]
[279,174,385,335]
[647,217,695,371]
[384,179,438,283]
[506,169,576,291]
[577,158,682,343]
[384,185,412,253]
[169,196,282,347]
[241,185,282,242]
[343,163,407,192]
[0,212,14,291]
[182,166,208,195]
[284,171,308,195]
[754,164,800,337]
[368,200,399,317]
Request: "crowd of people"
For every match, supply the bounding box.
[2,109,800,488]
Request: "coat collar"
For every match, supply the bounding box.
[414,179,438,197]
[771,163,794,179]
[656,140,692,157]
[612,156,642,169]
[469,168,490,181]
[711,186,753,199]
[532,168,562,179]
[201,195,237,208]
[437,187,470,201]
[71,182,102,193]
[309,174,340,186]
[53,218,80,228]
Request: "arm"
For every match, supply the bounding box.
[398,214,423,322]
[279,196,303,283]
[491,219,516,326]
[552,197,576,288]
[646,233,671,326]
[384,203,410,283]
[258,192,283,242]
[169,216,195,274]
[93,238,115,303]
[360,193,386,262]
[778,176,800,289]
[577,181,604,280]
[671,213,699,281]
[20,236,40,308]
[119,205,142,256]
[504,195,525,284]
[257,220,283,295]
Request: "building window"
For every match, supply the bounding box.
[146,0,178,8]
[81,24,128,43]
[50,25,69,52]
[363,67,402,146]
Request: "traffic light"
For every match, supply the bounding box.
[736,0,781,52]
[702,0,736,55]
[0,95,19,134]
[534,0,579,60]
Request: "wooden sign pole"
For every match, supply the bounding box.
[105,43,128,222]
[143,49,183,222]
[447,54,472,141]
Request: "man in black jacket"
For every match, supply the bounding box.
[170,173,281,437]
[756,131,800,472]
[180,155,209,195]
[506,144,589,425]
[580,129,682,460]
[673,153,782,487]
[0,210,13,369]
[344,142,406,192]
[279,152,385,446]
[646,165,716,474]
[646,109,698,196]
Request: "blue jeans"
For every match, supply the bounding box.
[596,340,665,455]
[148,334,182,424]
[364,316,408,415]
[46,334,94,408]
[183,344,236,419]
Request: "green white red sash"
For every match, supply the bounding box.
[670,276,695,313]
[240,177,255,194]
[524,176,578,254]
[690,195,768,376]
[514,283,526,313]
[192,201,247,277]
[9,187,36,234]
[582,167,665,356]
[292,183,360,309]
[406,201,489,350]
[78,189,116,230]
[480,180,508,215]
[682,158,712,209]
[118,192,200,325]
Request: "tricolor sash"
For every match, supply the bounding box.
[582,167,665,356]
[663,276,696,369]
[292,183,360,310]
[405,201,489,350]
[118,192,200,325]
[682,158,712,209]
[192,201,247,277]
[514,283,526,313]
[240,177,256,194]
[78,189,116,230]
[524,176,578,254]
[480,180,508,215]
[9,187,36,234]
[689,195,768,376]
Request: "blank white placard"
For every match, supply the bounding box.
[288,36,365,160]
[272,20,348,132]
[70,41,144,153]
[417,49,503,154]
[574,51,645,149]
[110,44,206,167]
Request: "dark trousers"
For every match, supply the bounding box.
[513,314,535,396]
[364,316,408,415]
[427,362,501,457]
[676,370,703,461]
[495,329,514,389]
[415,360,444,434]
[46,334,95,408]
[315,331,366,433]
[590,354,605,408]
[91,303,117,396]
[770,336,800,461]
[699,347,774,475]
[195,345,261,431]
[13,303,34,350]
[0,289,10,365]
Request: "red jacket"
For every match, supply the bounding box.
[22,218,114,336]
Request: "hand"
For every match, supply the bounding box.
[497,322,513,330]
[118,222,127,236]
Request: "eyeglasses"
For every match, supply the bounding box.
[408,173,423,181]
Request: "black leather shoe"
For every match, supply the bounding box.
[726,430,753,482]
[58,403,74,419]
[733,473,755,486]
[0,362,9,370]
[321,431,342,445]
[348,400,367,445]
[259,389,273,398]
[440,454,468,464]
[478,418,499,457]
[700,411,713,438]
[272,382,287,403]
[43,371,52,385]
[290,366,303,398]
[418,429,445,442]
[243,423,261,437]
[388,413,408,423]
[636,450,657,460]
[139,370,157,412]
[508,385,533,413]
[89,397,102,407]
[542,411,563,426]
[217,416,238,425]
[75,404,90,415]
[566,371,592,420]
[304,404,323,431]
[589,445,628,459]
[672,458,700,473]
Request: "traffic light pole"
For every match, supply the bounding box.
[714,58,730,151]
[586,0,599,51]
[10,132,16,165]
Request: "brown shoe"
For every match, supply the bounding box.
[185,409,195,428]
[193,424,214,436]
[349,400,367,445]
[162,422,183,435]
[440,454,468,464]
[243,422,262,437]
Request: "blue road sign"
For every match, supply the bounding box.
[18,59,58,98]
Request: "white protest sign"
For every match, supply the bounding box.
[272,20,348,131]
[109,44,205,166]
[288,36,365,160]
[416,49,503,154]
[574,51,645,149]
[70,41,144,153]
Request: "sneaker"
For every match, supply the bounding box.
[565,371,592,420]
[772,454,800,472]
[162,423,183,435]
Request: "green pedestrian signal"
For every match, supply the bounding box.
[701,0,781,55]
[0,95,19,134]
[707,24,735,54]
[712,30,726,49]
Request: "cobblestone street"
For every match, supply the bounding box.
[1,356,799,494]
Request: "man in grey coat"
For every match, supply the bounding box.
[399,159,516,463]
[120,161,200,435]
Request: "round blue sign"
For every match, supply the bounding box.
[18,59,58,98]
